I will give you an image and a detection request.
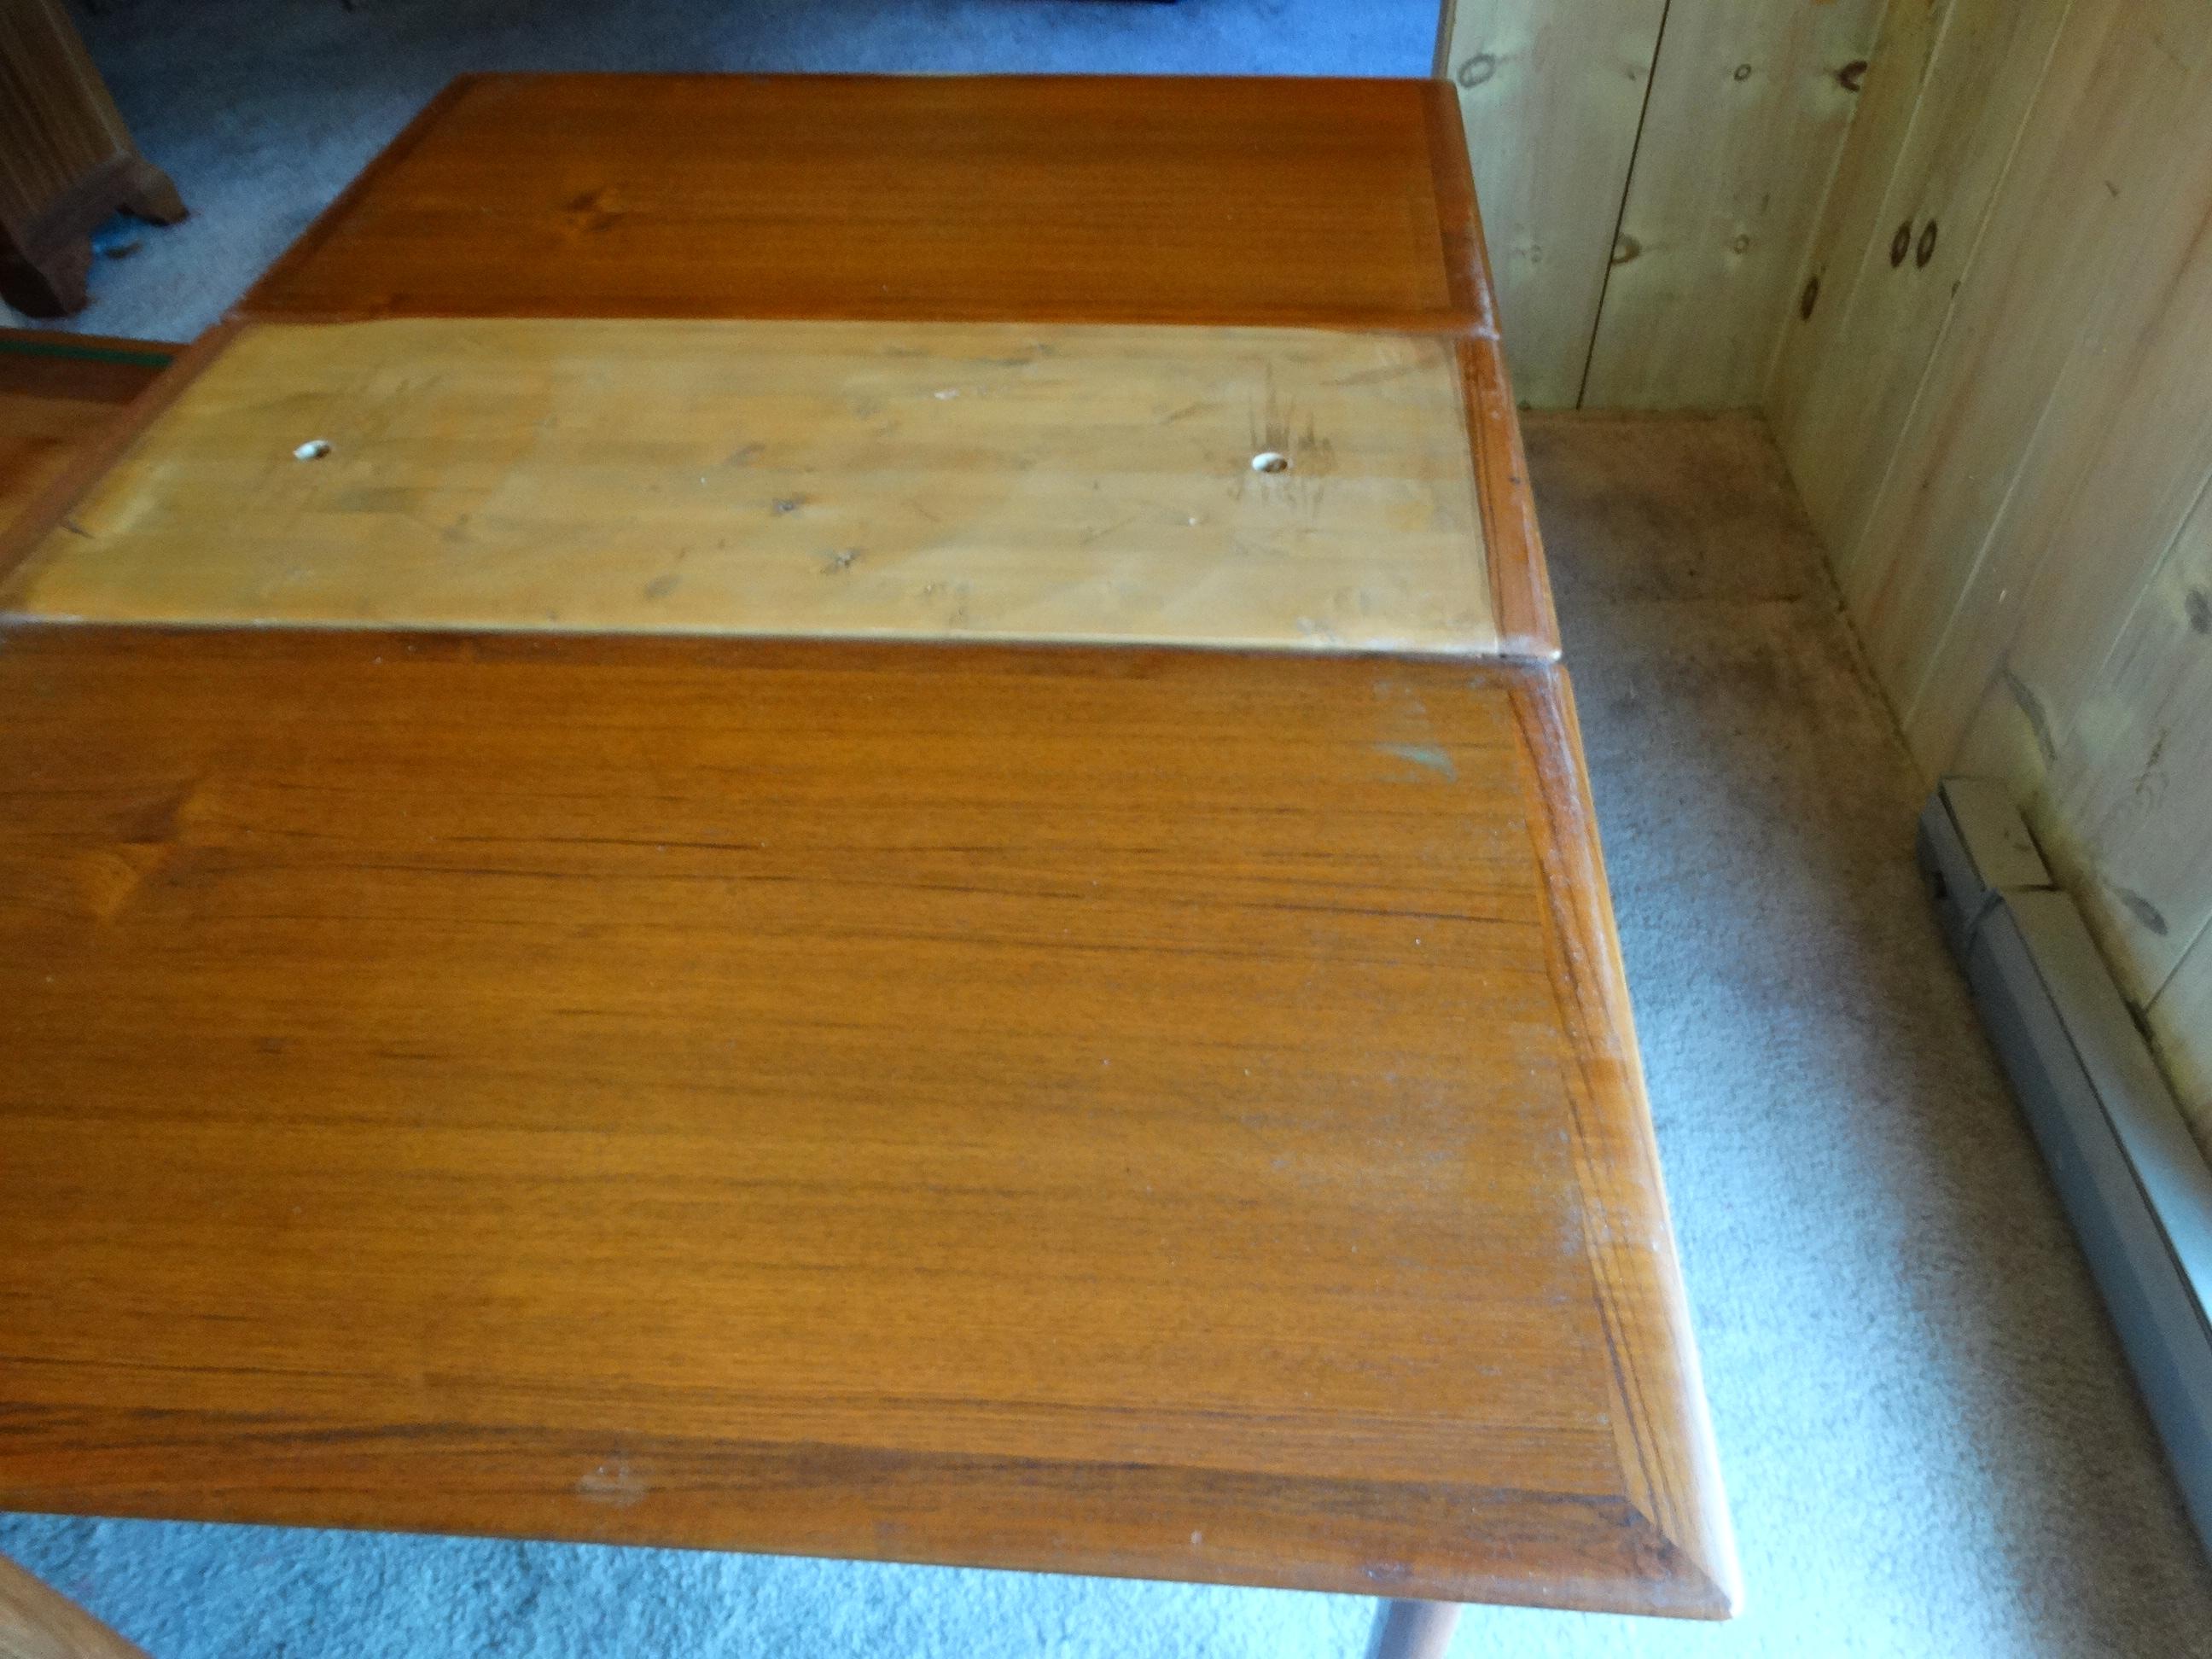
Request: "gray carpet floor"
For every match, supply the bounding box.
[8,3,2212,1654]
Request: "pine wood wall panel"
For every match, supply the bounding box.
[1901,55,2212,769]
[1767,0,2212,1155]
[1580,0,1887,409]
[2031,485,2212,1027]
[1934,214,2212,790]
[1434,0,1668,408]
[1762,0,1946,453]
[1837,0,2208,699]
[1437,1,1893,410]
[2152,928,2212,1154]
[1766,0,2069,562]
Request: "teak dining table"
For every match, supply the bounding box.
[0,75,1739,1656]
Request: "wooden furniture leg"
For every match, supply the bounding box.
[1365,1599,1460,1659]
[116,157,187,226]
[0,0,188,317]
[0,1552,148,1659]
[0,240,91,317]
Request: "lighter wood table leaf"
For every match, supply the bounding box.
[2,319,1497,655]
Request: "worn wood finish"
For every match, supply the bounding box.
[215,73,1558,663]
[0,625,1737,1618]
[0,329,170,532]
[239,74,1482,334]
[1767,0,2212,1155]
[1433,0,1668,407]
[0,0,183,317]
[1461,333,1557,657]
[1,317,1499,655]
[1582,0,1887,408]
[0,323,235,585]
[0,1553,146,1659]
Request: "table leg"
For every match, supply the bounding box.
[1365,1598,1459,1659]
[0,1551,148,1659]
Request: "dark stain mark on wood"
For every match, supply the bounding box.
[1916,221,1939,268]
[1838,60,1868,93]
[1800,276,1820,320]
[2185,585,2211,634]
[1891,221,1912,267]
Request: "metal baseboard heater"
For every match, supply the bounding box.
[1920,778,2212,1551]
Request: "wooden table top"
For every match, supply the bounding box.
[0,626,1732,1614]
[0,74,1733,1621]
[3,317,1502,655]
[0,331,169,527]
[226,72,1557,661]
[241,75,1487,334]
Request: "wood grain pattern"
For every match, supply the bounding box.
[238,75,1483,334]
[0,625,1737,1618]
[0,0,135,221]
[1762,0,1949,449]
[0,317,1499,655]
[1583,0,1887,409]
[1902,83,2212,765]
[209,72,1558,661]
[0,329,169,533]
[1769,0,2212,1153]
[1766,0,2068,550]
[1433,0,1668,407]
[1462,332,1558,658]
[0,323,235,585]
[0,1553,147,1659]
[0,0,183,317]
[1841,0,2207,700]
[1767,0,2212,1155]
[2029,480,2212,1016]
[1892,18,2212,767]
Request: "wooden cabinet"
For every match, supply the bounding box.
[0,0,183,316]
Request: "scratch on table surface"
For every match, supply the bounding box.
[577,1458,648,1508]
[1376,742,1458,782]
